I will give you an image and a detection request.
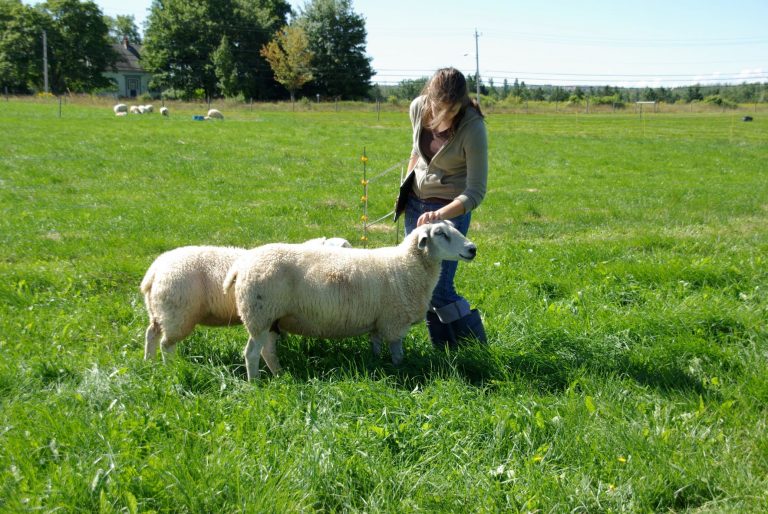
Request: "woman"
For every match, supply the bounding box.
[395,67,488,349]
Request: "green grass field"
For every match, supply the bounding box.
[1,98,767,512]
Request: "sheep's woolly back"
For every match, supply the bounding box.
[142,246,247,329]
[227,226,448,342]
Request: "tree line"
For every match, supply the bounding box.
[2,0,765,104]
[0,0,373,100]
[379,76,768,108]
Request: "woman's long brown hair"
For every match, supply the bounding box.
[421,67,484,132]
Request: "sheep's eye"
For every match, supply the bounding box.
[439,231,451,241]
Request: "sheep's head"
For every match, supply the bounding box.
[416,220,477,262]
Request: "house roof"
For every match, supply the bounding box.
[112,37,147,73]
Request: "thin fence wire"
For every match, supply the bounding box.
[359,156,409,247]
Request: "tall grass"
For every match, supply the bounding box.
[1,99,766,512]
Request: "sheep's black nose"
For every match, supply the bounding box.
[467,245,477,258]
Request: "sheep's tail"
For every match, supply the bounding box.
[140,263,156,295]
[139,263,159,326]
[222,266,238,295]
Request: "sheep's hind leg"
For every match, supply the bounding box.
[243,333,268,381]
[371,334,383,359]
[144,322,161,359]
[260,331,283,376]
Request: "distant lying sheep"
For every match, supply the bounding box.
[144,104,154,113]
[205,108,224,120]
[223,221,477,380]
[113,103,128,115]
[160,106,169,116]
[129,105,141,114]
[141,237,351,361]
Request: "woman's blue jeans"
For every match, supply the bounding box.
[404,195,472,323]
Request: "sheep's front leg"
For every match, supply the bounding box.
[388,338,404,366]
[160,337,177,363]
[260,331,283,376]
[243,334,266,381]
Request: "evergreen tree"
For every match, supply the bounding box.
[487,77,497,98]
[511,78,521,97]
[531,86,545,101]
[685,84,703,103]
[213,35,239,97]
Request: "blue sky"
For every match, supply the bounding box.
[57,0,768,87]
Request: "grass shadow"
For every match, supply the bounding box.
[172,325,720,396]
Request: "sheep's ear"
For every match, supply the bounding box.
[417,230,430,250]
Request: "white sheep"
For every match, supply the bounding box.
[113,103,128,115]
[129,105,141,114]
[205,108,224,120]
[223,221,477,380]
[302,236,351,248]
[160,106,169,116]
[144,104,154,113]
[141,238,352,361]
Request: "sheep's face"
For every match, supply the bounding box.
[417,221,477,262]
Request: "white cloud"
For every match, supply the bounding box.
[738,68,764,82]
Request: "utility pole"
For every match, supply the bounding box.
[474,28,480,106]
[42,30,49,93]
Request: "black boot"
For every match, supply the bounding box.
[426,311,457,350]
[451,309,487,344]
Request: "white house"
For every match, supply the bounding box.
[103,37,153,98]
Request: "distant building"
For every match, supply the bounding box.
[103,37,153,98]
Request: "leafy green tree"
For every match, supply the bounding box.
[641,87,658,102]
[549,87,569,102]
[107,14,141,44]
[0,0,46,93]
[144,0,227,99]
[39,0,116,93]
[395,77,427,100]
[143,0,289,99]
[230,0,291,100]
[296,0,373,99]
[260,24,313,103]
